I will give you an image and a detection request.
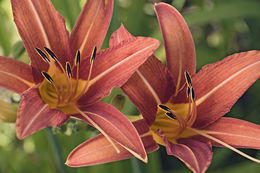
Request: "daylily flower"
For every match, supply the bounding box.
[66,2,260,172]
[0,0,160,161]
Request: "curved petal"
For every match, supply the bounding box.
[109,24,134,47]
[78,36,160,105]
[70,0,113,58]
[154,3,196,93]
[16,86,69,139]
[193,51,260,128]
[11,0,72,83]
[72,102,147,162]
[203,117,260,149]
[165,138,212,173]
[0,56,34,94]
[122,55,174,125]
[66,119,158,167]
[109,25,174,125]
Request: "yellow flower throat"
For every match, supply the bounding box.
[150,72,197,145]
[37,47,97,114]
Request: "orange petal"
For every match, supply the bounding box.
[110,25,174,125]
[203,117,260,149]
[122,55,174,125]
[0,56,34,94]
[66,119,158,167]
[165,138,212,173]
[11,0,72,82]
[16,86,68,139]
[78,36,160,105]
[154,3,196,93]
[109,24,135,47]
[70,0,113,58]
[72,102,147,162]
[193,51,260,128]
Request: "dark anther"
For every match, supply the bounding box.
[36,48,50,63]
[42,71,53,83]
[158,104,171,111]
[90,46,97,63]
[165,112,176,120]
[191,87,195,101]
[185,71,192,87]
[66,62,72,78]
[186,86,191,98]
[44,47,58,62]
[76,50,81,66]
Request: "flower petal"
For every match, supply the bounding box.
[0,56,34,94]
[165,138,212,173]
[72,102,147,162]
[16,86,68,139]
[109,25,174,125]
[193,51,260,128]
[70,0,113,58]
[66,119,158,167]
[109,24,134,47]
[203,117,260,149]
[11,0,72,82]
[78,36,160,105]
[154,3,196,93]
[122,55,174,125]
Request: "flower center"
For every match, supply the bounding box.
[150,71,197,145]
[37,47,97,114]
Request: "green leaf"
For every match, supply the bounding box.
[0,9,12,56]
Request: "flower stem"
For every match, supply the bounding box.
[45,127,68,173]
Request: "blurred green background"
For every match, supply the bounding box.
[0,0,259,172]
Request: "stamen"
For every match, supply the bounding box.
[75,50,81,66]
[186,86,191,98]
[165,112,176,120]
[184,71,192,87]
[36,48,50,63]
[71,105,121,154]
[191,87,195,101]
[41,71,60,103]
[90,46,97,63]
[44,48,70,101]
[66,62,72,78]
[66,62,73,100]
[41,71,53,83]
[73,46,97,101]
[158,104,171,112]
[190,128,260,163]
[44,47,58,62]
[186,86,197,127]
[71,50,80,100]
[36,48,66,101]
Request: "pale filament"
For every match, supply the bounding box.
[73,61,94,101]
[190,128,260,163]
[71,53,80,100]
[72,47,97,101]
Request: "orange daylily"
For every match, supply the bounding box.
[66,3,260,172]
[0,0,160,162]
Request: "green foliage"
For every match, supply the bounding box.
[0,0,259,173]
